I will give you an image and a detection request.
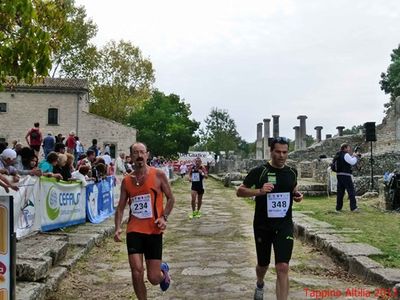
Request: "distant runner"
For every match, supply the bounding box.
[188,157,208,219]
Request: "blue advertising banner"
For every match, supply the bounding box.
[86,176,115,223]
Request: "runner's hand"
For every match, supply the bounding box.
[155,217,167,230]
[114,228,123,242]
[260,183,274,194]
[293,191,303,202]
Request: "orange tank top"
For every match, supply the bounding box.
[125,167,164,234]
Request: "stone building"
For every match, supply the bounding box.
[0,78,136,157]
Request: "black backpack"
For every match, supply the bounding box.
[330,152,340,172]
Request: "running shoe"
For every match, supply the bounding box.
[160,262,170,291]
[194,210,202,218]
[189,211,196,219]
[254,287,264,300]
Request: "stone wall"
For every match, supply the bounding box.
[0,91,85,143]
[79,112,137,156]
[0,81,136,156]
[288,134,366,162]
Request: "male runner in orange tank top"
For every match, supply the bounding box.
[114,142,175,300]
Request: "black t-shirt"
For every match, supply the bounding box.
[190,166,205,190]
[243,162,298,230]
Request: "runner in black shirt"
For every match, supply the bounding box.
[188,157,208,219]
[237,137,303,300]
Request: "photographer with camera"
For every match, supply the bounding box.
[335,143,361,213]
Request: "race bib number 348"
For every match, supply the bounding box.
[130,194,153,219]
[267,192,290,218]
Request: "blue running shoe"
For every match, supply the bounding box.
[160,262,170,291]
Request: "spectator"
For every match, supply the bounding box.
[86,149,96,166]
[88,139,99,156]
[0,149,18,176]
[54,142,66,154]
[25,122,43,157]
[115,152,126,175]
[15,147,42,176]
[66,131,76,155]
[71,165,90,186]
[38,152,63,180]
[124,155,133,173]
[42,132,55,158]
[102,152,112,166]
[104,143,111,156]
[75,136,84,161]
[53,154,72,181]
[0,141,8,154]
[55,133,65,144]
[66,153,75,173]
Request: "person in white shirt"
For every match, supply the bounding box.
[179,162,187,178]
[115,152,126,175]
[335,143,360,212]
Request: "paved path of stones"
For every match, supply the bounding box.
[51,178,378,300]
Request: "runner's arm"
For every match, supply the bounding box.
[114,178,128,241]
[237,184,271,197]
[25,130,30,145]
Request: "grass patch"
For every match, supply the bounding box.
[294,195,400,267]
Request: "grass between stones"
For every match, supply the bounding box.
[294,195,400,267]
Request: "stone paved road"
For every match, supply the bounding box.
[49,178,378,300]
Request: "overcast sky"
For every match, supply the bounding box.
[75,0,400,142]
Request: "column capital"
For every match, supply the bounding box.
[297,115,308,120]
[314,126,323,130]
[263,118,271,122]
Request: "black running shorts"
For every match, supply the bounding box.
[254,225,294,266]
[126,232,163,260]
[191,186,204,195]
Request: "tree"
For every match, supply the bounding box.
[89,40,155,123]
[343,125,363,135]
[127,91,200,157]
[200,108,241,156]
[380,44,400,110]
[0,0,71,87]
[52,1,98,78]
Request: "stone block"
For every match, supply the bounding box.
[44,266,68,293]
[17,234,68,265]
[58,247,87,270]
[368,268,400,287]
[16,256,52,281]
[348,256,383,280]
[16,281,46,300]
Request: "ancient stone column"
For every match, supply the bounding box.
[272,115,280,138]
[336,126,345,136]
[263,118,271,160]
[297,115,308,150]
[293,126,300,151]
[256,122,263,160]
[326,134,332,139]
[314,126,323,143]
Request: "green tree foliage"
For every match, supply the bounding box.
[342,125,363,135]
[380,44,400,110]
[52,1,98,78]
[127,91,200,157]
[200,108,241,156]
[0,0,71,87]
[89,40,155,123]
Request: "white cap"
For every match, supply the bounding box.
[1,148,17,160]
